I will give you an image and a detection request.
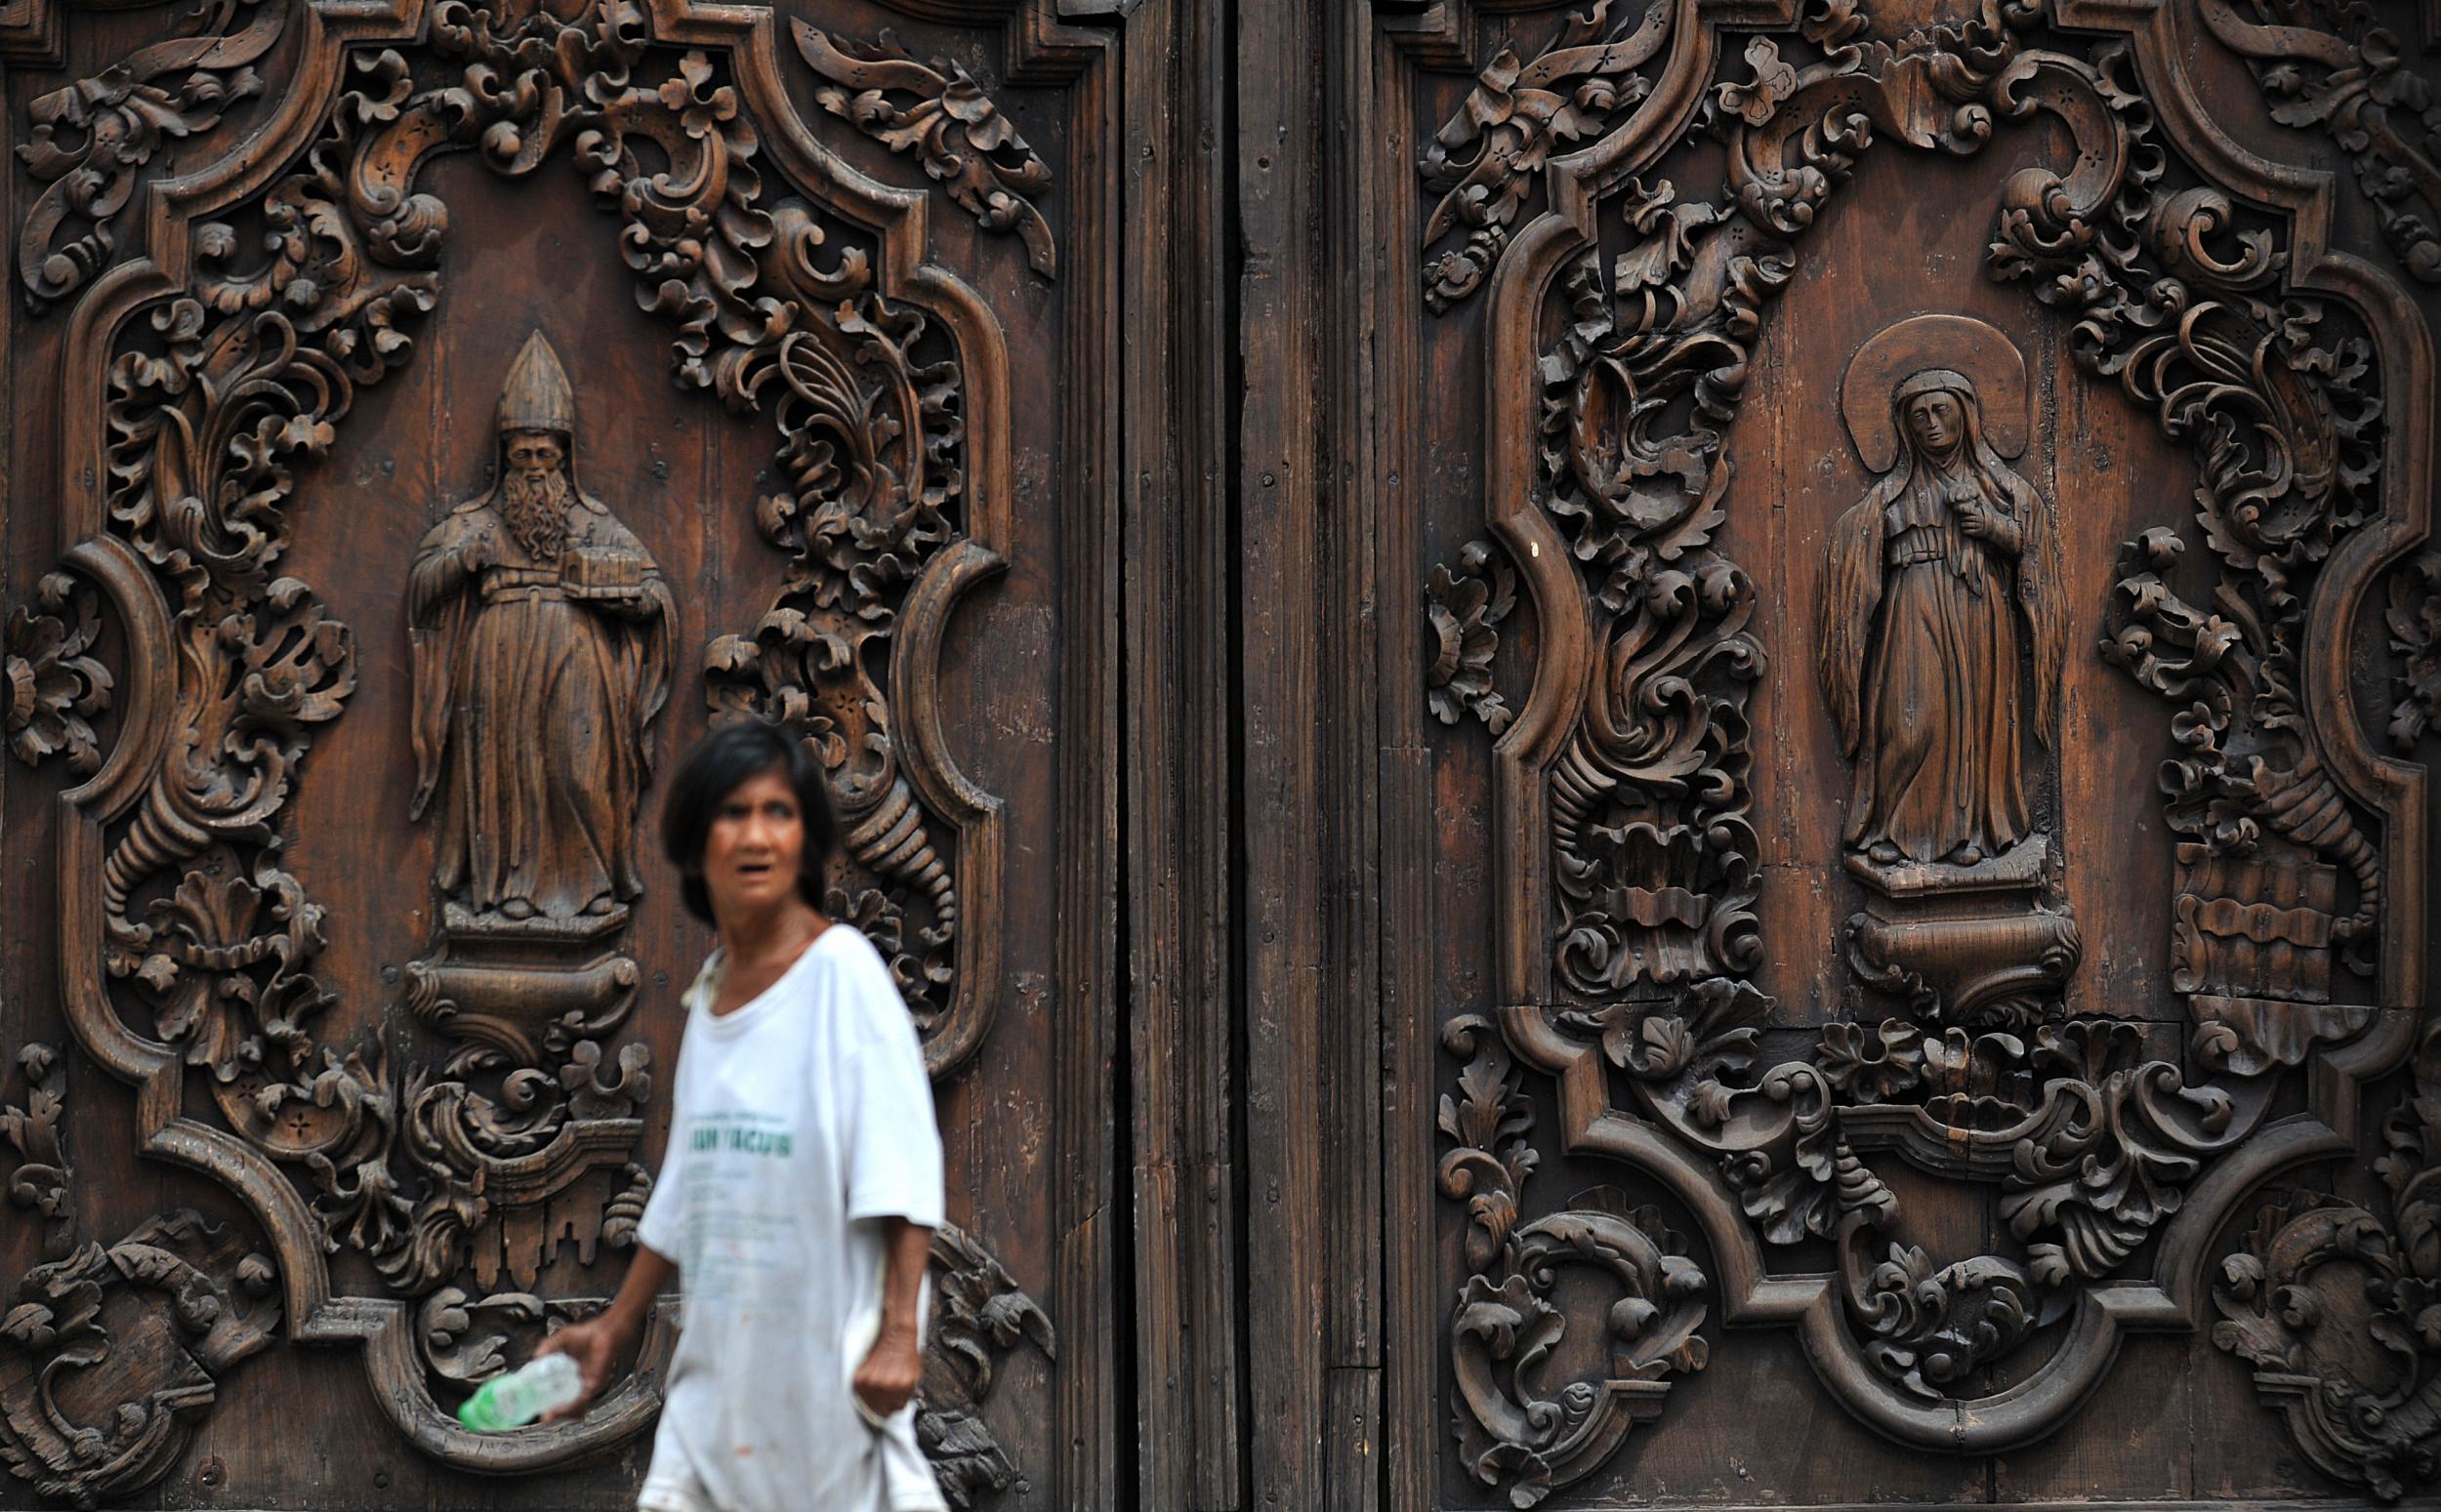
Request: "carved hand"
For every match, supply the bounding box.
[1954,499,1990,538]
[851,1321,925,1419]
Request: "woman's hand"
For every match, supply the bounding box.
[536,1313,636,1423]
[852,1323,925,1419]
[1953,498,1990,538]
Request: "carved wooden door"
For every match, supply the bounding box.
[1349,1,2441,1508]
[0,0,1182,1506]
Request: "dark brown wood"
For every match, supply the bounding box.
[0,1,1142,1506]
[9,0,2441,1509]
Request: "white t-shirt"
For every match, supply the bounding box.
[634,925,947,1512]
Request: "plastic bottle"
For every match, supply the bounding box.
[457,1352,583,1433]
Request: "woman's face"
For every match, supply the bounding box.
[700,764,806,919]
[1904,390,1965,456]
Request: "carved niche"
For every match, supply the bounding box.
[0,0,1056,1502]
[1420,1,2429,1505]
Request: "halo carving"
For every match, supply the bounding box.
[1840,313,2030,472]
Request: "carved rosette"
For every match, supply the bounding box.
[1424,0,2422,1487]
[4,0,1046,1500]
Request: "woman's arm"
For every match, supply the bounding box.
[852,1217,931,1416]
[537,1243,676,1419]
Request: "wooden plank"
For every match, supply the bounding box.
[1122,0,1244,1505]
[1237,0,1332,1499]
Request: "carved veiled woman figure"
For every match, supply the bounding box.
[1818,360,2066,869]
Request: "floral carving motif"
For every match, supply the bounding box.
[797,24,1057,278]
[1439,1015,1709,1507]
[1,1044,72,1261]
[4,571,110,773]
[1418,0,1674,312]
[13,0,286,313]
[10,0,1029,1496]
[2386,549,2441,751]
[2200,0,2441,283]
[1425,539,1515,733]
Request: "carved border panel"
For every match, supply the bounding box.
[1392,0,2436,1504]
[1,0,1128,1505]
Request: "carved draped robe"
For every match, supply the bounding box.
[1819,432,2065,866]
[407,484,675,920]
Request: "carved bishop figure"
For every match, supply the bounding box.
[407,333,676,927]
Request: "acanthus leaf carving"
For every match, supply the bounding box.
[13,0,286,314]
[1,1044,72,1261]
[1438,1014,1709,1508]
[1426,538,1517,734]
[2385,548,2441,751]
[0,1041,280,1511]
[4,570,111,774]
[796,23,1058,279]
[2201,0,2441,284]
[30,0,1032,1493]
[1418,0,1674,312]
[1428,0,2410,1453]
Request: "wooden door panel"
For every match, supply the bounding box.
[1372,1,2441,1507]
[0,2,1125,1507]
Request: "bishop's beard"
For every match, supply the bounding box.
[502,466,574,562]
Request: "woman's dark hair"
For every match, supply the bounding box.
[659,719,839,924]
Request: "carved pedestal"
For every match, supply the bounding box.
[1844,837,2082,1028]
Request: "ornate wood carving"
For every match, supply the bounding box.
[0,1045,284,1510]
[2388,548,2441,750]
[2213,1019,2441,1501]
[13,0,286,313]
[407,332,675,932]
[1437,1014,1708,1508]
[2201,0,2441,283]
[1417,0,2430,1488]
[3,0,1045,1496]
[1,1045,72,1262]
[924,1221,1055,1510]
[3,571,110,775]
[1426,539,1517,733]
[796,24,1058,279]
[1822,313,2079,1026]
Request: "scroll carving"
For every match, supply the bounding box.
[796,24,1058,279]
[13,0,285,313]
[1418,0,1675,312]
[1426,0,2418,1465]
[2201,0,2441,283]
[0,1045,284,1510]
[4,571,110,774]
[1438,1015,1708,1508]
[2213,1019,2441,1502]
[9,0,1029,1493]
